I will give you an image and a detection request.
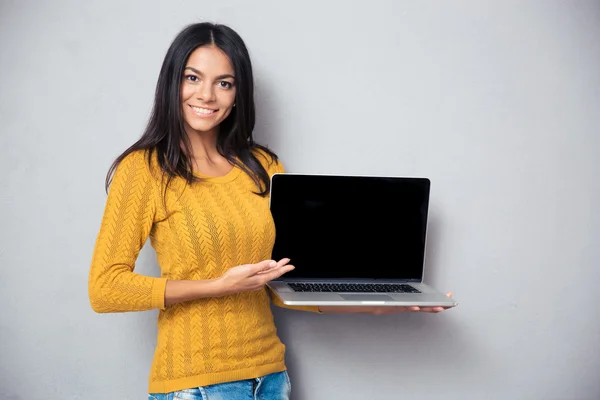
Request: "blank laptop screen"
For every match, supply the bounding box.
[269,174,430,281]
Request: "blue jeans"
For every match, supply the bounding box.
[148,371,291,400]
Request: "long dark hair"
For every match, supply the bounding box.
[105,22,277,196]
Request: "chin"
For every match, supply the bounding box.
[184,118,219,133]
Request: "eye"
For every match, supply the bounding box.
[218,81,233,89]
[185,74,199,82]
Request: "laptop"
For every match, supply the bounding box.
[267,173,457,307]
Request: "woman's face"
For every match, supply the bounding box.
[181,45,237,136]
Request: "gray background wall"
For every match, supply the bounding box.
[1,1,599,399]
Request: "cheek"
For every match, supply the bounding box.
[220,108,233,121]
[181,85,194,102]
[222,90,236,107]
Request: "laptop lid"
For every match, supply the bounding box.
[269,174,430,282]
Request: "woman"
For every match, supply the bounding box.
[88,22,451,399]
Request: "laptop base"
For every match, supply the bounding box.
[268,281,458,307]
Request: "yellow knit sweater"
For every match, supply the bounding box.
[88,149,318,393]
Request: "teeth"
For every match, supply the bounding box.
[191,106,216,115]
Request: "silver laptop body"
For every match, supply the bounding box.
[266,173,457,307]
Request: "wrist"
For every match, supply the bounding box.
[209,277,231,297]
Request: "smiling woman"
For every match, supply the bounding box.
[89,22,310,399]
[88,21,451,400]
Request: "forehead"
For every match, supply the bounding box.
[185,45,234,75]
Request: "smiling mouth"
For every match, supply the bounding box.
[189,105,218,116]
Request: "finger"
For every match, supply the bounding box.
[255,258,291,275]
[420,307,445,313]
[249,260,278,275]
[260,264,295,282]
[372,307,398,315]
[408,306,420,312]
[276,258,291,267]
[446,292,453,298]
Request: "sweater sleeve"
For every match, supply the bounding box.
[265,154,322,314]
[88,151,167,313]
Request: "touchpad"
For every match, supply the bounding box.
[340,294,394,301]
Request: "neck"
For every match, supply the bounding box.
[184,127,221,162]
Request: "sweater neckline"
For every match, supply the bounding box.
[193,163,242,184]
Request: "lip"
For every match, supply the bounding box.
[189,104,218,118]
[190,104,218,111]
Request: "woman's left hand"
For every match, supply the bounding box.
[318,292,455,315]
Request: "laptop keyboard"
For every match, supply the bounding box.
[287,283,421,293]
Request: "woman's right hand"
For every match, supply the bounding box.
[217,258,294,296]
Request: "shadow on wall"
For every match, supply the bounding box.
[253,70,286,153]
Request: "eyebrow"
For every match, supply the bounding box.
[184,67,235,80]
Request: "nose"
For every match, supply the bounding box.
[196,81,216,103]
